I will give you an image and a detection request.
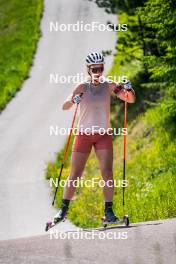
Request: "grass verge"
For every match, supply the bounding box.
[0,0,43,111]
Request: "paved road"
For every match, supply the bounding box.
[0,0,116,240]
[0,219,176,264]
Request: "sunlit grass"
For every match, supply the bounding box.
[0,0,43,111]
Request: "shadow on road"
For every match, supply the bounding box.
[81,222,163,232]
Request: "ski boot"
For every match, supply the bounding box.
[102,207,119,226]
[102,207,129,228]
[53,207,68,224]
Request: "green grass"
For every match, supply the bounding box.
[0,0,43,111]
[45,12,176,227]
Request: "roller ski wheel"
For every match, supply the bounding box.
[123,215,129,226]
[45,221,55,232]
[45,216,66,232]
[45,213,67,232]
[102,215,129,228]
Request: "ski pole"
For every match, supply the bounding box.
[122,91,128,207]
[52,93,83,206]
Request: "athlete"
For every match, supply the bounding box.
[54,52,135,224]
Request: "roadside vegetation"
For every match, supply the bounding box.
[0,0,43,112]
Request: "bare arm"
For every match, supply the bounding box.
[62,84,85,110]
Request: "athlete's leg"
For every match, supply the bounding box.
[63,151,90,199]
[95,148,114,202]
[63,134,92,199]
[53,150,90,223]
[95,147,119,221]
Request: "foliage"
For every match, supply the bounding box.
[0,0,43,111]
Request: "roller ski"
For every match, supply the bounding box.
[45,207,68,232]
[102,204,129,228]
[102,214,129,228]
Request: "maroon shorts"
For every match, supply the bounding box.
[72,133,113,153]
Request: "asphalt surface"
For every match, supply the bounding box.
[0,218,176,264]
[0,0,116,240]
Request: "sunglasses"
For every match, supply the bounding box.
[90,67,104,73]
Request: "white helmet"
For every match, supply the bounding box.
[86,52,105,66]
